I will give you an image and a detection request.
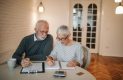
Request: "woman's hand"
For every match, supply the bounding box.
[46,56,55,66]
[67,60,80,67]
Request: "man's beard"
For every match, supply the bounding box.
[37,35,47,40]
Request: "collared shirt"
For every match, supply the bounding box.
[34,34,47,41]
[34,34,38,41]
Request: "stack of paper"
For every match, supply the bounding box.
[45,61,60,69]
[45,61,75,70]
[60,62,75,69]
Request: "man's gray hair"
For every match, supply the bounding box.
[35,20,49,29]
[57,25,70,37]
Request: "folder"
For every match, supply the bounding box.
[20,62,45,74]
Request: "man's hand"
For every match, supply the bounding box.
[21,58,31,67]
[67,60,80,67]
[46,56,55,66]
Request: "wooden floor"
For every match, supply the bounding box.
[87,53,123,80]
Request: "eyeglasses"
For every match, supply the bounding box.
[39,31,48,34]
[56,36,68,41]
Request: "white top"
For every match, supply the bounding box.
[50,42,83,65]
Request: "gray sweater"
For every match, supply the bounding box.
[12,34,53,64]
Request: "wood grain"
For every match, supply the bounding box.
[87,53,123,80]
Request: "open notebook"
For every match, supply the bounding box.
[45,61,75,69]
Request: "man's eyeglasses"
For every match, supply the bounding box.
[56,36,68,41]
[40,31,48,34]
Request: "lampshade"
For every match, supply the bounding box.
[38,2,44,13]
[115,5,123,14]
[115,0,122,3]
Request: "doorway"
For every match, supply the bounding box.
[70,0,101,53]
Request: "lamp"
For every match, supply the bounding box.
[115,0,122,3]
[115,4,123,14]
[115,0,123,14]
[38,2,44,13]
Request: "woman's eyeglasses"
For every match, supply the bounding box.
[56,36,68,41]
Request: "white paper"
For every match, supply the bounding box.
[21,63,43,73]
[60,62,75,69]
[45,61,60,69]
[45,61,75,70]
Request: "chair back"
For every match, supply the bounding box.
[81,45,91,69]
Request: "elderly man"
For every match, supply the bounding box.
[12,20,53,67]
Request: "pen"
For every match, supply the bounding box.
[46,56,55,65]
[46,56,53,61]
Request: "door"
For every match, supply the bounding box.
[70,0,101,53]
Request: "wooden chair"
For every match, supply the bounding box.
[81,45,91,69]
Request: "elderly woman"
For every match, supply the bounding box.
[47,25,83,67]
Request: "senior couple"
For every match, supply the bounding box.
[12,20,83,68]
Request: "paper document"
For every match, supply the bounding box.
[45,61,75,70]
[60,62,75,69]
[21,62,45,73]
[45,61,60,69]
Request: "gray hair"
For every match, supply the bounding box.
[35,20,49,29]
[57,25,70,37]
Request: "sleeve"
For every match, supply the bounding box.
[75,44,83,65]
[49,42,60,60]
[49,47,57,60]
[12,37,26,64]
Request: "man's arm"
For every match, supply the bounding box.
[12,37,26,64]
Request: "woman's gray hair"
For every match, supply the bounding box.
[57,25,70,37]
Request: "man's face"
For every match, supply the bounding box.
[35,22,49,40]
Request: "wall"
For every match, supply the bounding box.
[0,0,123,64]
[0,0,34,63]
[99,0,123,57]
[37,0,70,42]
[0,0,70,63]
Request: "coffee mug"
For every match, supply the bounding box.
[7,58,16,70]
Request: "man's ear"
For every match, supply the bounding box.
[34,27,37,32]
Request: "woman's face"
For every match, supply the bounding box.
[56,34,69,45]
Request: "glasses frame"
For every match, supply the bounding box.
[56,36,69,41]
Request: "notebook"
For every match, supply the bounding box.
[60,62,75,69]
[45,61,75,70]
[45,61,60,69]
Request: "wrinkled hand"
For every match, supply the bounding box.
[67,60,80,67]
[46,56,55,66]
[21,58,31,67]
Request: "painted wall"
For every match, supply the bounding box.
[0,0,34,63]
[99,0,123,57]
[37,0,70,42]
[0,0,70,63]
[0,0,123,64]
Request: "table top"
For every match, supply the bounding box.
[0,63,96,80]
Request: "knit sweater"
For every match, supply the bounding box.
[12,34,53,64]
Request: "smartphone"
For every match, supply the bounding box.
[53,71,66,77]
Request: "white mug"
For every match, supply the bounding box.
[7,58,16,70]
